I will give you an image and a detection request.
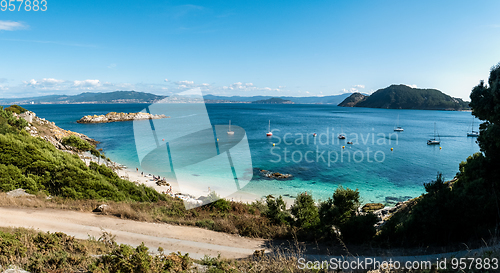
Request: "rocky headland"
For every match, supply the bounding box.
[77,112,169,123]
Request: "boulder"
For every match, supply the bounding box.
[361,203,385,212]
[6,189,35,198]
[93,204,109,213]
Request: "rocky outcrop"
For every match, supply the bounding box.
[361,203,385,212]
[260,170,293,179]
[77,112,169,123]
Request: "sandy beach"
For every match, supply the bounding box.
[116,167,263,205]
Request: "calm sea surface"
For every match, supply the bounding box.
[19,103,480,204]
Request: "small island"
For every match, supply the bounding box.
[77,112,169,123]
[251,97,294,104]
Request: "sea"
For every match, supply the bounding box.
[18,103,480,204]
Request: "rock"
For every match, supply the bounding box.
[385,196,400,204]
[362,203,385,212]
[156,180,169,186]
[6,189,35,198]
[260,170,293,180]
[77,112,169,124]
[93,204,108,213]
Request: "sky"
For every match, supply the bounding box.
[0,0,499,100]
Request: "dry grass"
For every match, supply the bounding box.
[0,192,290,240]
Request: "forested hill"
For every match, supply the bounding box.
[251,98,294,104]
[0,91,166,105]
[338,84,470,110]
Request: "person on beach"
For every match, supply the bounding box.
[136,168,138,172]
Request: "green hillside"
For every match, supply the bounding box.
[0,106,165,202]
[338,84,470,110]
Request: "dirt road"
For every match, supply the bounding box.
[0,207,267,259]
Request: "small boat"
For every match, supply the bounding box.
[427,122,441,145]
[266,120,273,136]
[313,133,317,137]
[467,117,479,137]
[338,126,346,139]
[394,114,404,132]
[347,141,353,144]
[227,120,234,135]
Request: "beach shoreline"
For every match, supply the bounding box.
[115,167,263,205]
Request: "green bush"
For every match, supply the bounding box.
[290,193,319,231]
[196,219,215,229]
[265,195,290,225]
[4,105,28,114]
[61,135,93,151]
[90,243,191,272]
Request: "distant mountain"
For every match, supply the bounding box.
[251,98,294,104]
[0,91,166,105]
[338,85,470,110]
[203,93,352,104]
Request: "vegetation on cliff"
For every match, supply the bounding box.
[0,106,164,202]
[4,105,28,114]
[338,84,470,110]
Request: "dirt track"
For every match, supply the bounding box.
[0,207,267,259]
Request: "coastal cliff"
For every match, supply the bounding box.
[77,112,169,123]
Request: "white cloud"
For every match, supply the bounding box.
[41,78,64,85]
[107,64,116,69]
[404,84,418,88]
[0,20,28,31]
[164,79,169,82]
[353,84,365,89]
[175,80,194,85]
[74,79,101,88]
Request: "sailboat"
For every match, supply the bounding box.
[427,122,441,145]
[266,120,273,136]
[338,126,346,139]
[467,117,479,137]
[394,114,404,132]
[227,120,234,135]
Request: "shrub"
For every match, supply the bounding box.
[265,195,290,225]
[61,135,93,151]
[290,192,319,231]
[4,105,28,114]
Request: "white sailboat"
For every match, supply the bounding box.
[467,117,479,137]
[394,114,404,132]
[427,122,441,145]
[266,120,272,136]
[227,120,234,135]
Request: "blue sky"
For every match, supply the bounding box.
[0,0,499,99]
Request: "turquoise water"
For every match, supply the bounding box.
[21,104,480,204]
